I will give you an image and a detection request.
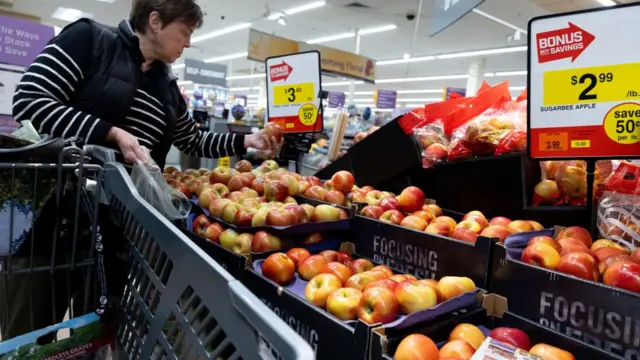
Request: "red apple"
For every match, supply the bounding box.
[209,167,232,185]
[306,176,322,186]
[338,208,349,220]
[221,202,242,223]
[251,231,282,253]
[262,253,295,285]
[591,239,630,253]
[220,229,251,254]
[360,205,385,219]
[286,248,311,267]
[528,236,562,253]
[265,122,284,142]
[338,251,352,264]
[192,214,211,236]
[300,204,315,220]
[425,221,452,237]
[322,262,353,284]
[227,191,245,203]
[411,210,435,224]
[198,188,219,210]
[298,255,329,281]
[508,220,534,233]
[604,261,640,293]
[209,198,232,218]
[463,210,486,221]
[557,226,593,248]
[326,288,362,321]
[357,287,399,325]
[250,178,265,195]
[234,208,256,227]
[234,160,252,173]
[331,171,355,194]
[449,323,486,350]
[283,204,308,224]
[439,340,476,359]
[631,248,640,263]
[378,196,400,211]
[345,271,383,291]
[371,265,394,277]
[204,222,224,243]
[557,238,593,257]
[364,279,398,292]
[489,216,512,227]
[423,204,443,218]
[521,243,562,270]
[305,273,342,308]
[227,176,246,192]
[349,190,368,204]
[529,220,544,231]
[390,274,417,283]
[455,220,483,234]
[396,186,425,213]
[529,344,576,360]
[210,183,230,198]
[557,252,599,281]
[264,180,289,202]
[593,247,630,263]
[319,250,341,263]
[464,215,489,230]
[393,334,439,360]
[400,215,428,231]
[488,327,532,351]
[280,174,300,196]
[266,207,297,226]
[451,228,479,243]
[395,281,438,314]
[436,276,476,301]
[424,143,448,161]
[349,258,374,274]
[324,190,346,206]
[480,225,512,242]
[379,210,405,225]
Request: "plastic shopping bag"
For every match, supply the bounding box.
[131,149,191,220]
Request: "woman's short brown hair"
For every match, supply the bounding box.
[130,0,204,33]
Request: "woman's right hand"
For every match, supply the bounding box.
[106,127,149,164]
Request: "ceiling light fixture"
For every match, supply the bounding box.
[597,0,616,5]
[471,8,527,34]
[494,70,527,76]
[278,18,287,26]
[226,73,265,80]
[376,74,470,84]
[306,32,355,44]
[52,7,93,22]
[377,46,525,66]
[377,55,436,65]
[204,52,248,63]
[402,53,411,59]
[191,23,251,44]
[358,24,397,35]
[267,12,284,20]
[285,1,326,15]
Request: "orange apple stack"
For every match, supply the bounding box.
[520,226,640,294]
[262,251,476,325]
[394,325,576,360]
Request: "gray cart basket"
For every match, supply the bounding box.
[95,150,315,360]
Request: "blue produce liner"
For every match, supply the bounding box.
[190,197,350,234]
[253,259,480,331]
[503,228,554,260]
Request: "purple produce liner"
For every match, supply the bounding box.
[503,228,554,260]
[190,198,350,234]
[253,260,480,331]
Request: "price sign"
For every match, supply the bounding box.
[528,4,640,159]
[265,51,322,133]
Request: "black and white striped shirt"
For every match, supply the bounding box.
[12,20,245,161]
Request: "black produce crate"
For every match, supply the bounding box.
[490,243,640,359]
[313,151,354,180]
[349,215,493,289]
[371,305,621,360]
[182,230,246,278]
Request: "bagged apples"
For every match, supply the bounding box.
[598,161,640,248]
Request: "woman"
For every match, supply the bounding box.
[5,0,279,339]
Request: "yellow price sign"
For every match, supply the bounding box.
[543,62,640,106]
[298,104,318,126]
[273,83,315,106]
[603,103,640,145]
[571,140,591,148]
[218,157,230,168]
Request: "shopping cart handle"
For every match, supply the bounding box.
[83,145,116,164]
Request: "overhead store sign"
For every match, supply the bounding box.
[431,0,485,36]
[266,51,322,133]
[183,58,227,87]
[374,89,397,109]
[528,3,640,160]
[0,14,54,67]
[248,29,375,83]
[327,92,345,108]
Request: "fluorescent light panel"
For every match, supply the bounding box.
[306,32,355,44]
[52,7,93,22]
[378,46,525,66]
[226,74,265,80]
[204,52,248,63]
[191,23,251,44]
[358,24,397,35]
[285,1,326,15]
[597,0,616,5]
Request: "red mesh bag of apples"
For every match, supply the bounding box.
[598,161,640,249]
[444,81,526,161]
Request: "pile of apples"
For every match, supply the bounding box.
[358,187,545,244]
[301,170,359,206]
[521,226,640,293]
[261,250,476,325]
[394,324,576,360]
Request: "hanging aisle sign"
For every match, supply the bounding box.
[528,3,640,160]
[266,51,322,133]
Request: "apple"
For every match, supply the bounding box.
[227,176,246,192]
[400,215,428,231]
[345,271,383,291]
[464,215,489,230]
[593,246,629,263]
[326,288,362,321]
[221,203,242,223]
[529,344,576,360]
[280,204,306,224]
[418,279,444,303]
[424,143,448,161]
[250,178,265,195]
[197,168,209,176]
[423,204,443,218]
[299,204,315,220]
[240,197,261,210]
[318,250,340,263]
[303,232,323,245]
[233,208,255,226]
[210,183,230,198]
[280,174,299,196]
[363,190,384,206]
[338,208,349,220]
[528,235,562,253]
[251,231,282,253]
[240,186,258,198]
[631,248,640,263]
[286,248,310,267]
[174,182,191,198]
[312,204,342,222]
[463,210,485,221]
[389,274,413,283]
[360,205,385,219]
[322,262,353,284]
[434,216,457,230]
[599,255,634,276]
[379,210,404,225]
[220,229,248,254]
[262,159,279,171]
[298,180,311,194]
[455,220,483,234]
[204,222,224,243]
[557,238,592,257]
[395,281,437,314]
[451,228,479,243]
[591,239,629,252]
[227,191,245,203]
[557,226,593,248]
[371,265,394,277]
[604,261,640,293]
[480,225,512,242]
[331,171,355,194]
[378,196,400,211]
[488,327,532,351]
[507,220,534,233]
[411,210,434,224]
[529,220,544,231]
[266,207,297,226]
[298,255,328,281]
[265,122,284,142]
[209,167,232,185]
[349,190,368,204]
[262,253,295,285]
[425,221,451,237]
[303,176,321,186]
[209,199,232,218]
[364,279,398,292]
[357,286,399,325]
[489,216,512,227]
[396,186,425,213]
[192,215,211,236]
[338,252,352,264]
[521,242,562,270]
[439,340,475,360]
[349,258,374,274]
[164,166,178,174]
[234,160,252,173]
[304,185,328,200]
[393,334,439,360]
[324,190,346,206]
[437,276,476,301]
[251,207,271,227]
[449,323,486,350]
[189,178,207,195]
[180,174,195,186]
[557,252,599,281]
[534,179,561,204]
[264,180,289,202]
[305,273,342,308]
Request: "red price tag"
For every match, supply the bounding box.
[538,132,568,152]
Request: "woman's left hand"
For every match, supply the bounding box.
[244,129,284,156]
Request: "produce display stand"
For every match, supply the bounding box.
[490,242,640,359]
[370,294,621,360]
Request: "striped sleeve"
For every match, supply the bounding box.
[12,21,112,144]
[172,94,247,159]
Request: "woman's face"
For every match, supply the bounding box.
[155,21,194,63]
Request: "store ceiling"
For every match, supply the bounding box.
[6,0,635,104]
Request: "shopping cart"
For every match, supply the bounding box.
[0,137,315,360]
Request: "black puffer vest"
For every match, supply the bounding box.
[65,19,180,168]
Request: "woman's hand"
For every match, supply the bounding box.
[244,129,284,156]
[107,127,149,164]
